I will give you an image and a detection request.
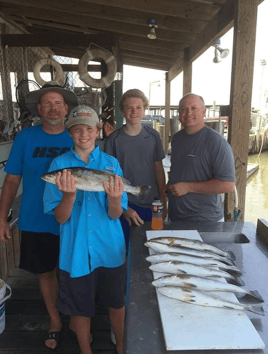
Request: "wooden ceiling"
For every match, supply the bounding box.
[0,0,246,79]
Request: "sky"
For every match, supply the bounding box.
[123,0,268,112]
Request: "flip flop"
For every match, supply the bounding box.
[45,331,61,351]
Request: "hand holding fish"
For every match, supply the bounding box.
[103,175,124,219]
[167,182,190,197]
[103,175,124,199]
[123,207,144,227]
[55,169,77,196]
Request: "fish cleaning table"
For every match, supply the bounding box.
[124,221,268,354]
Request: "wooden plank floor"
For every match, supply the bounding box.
[0,269,117,353]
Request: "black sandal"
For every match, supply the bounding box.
[45,331,61,351]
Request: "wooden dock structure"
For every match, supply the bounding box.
[0,268,117,354]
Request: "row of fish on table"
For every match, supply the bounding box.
[144,237,265,316]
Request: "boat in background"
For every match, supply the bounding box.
[205,109,268,155]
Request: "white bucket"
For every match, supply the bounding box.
[0,279,12,335]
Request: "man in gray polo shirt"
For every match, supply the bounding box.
[167,93,235,222]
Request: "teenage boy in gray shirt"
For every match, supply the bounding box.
[105,89,166,250]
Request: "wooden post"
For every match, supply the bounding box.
[164,72,171,154]
[257,219,268,245]
[113,44,123,129]
[0,25,14,127]
[225,0,258,222]
[183,47,192,95]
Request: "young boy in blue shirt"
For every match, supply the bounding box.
[43,105,127,354]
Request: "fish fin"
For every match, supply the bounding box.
[223,305,237,310]
[226,250,236,261]
[249,305,265,316]
[176,270,186,274]
[220,257,235,266]
[134,185,151,200]
[234,277,245,286]
[219,266,243,276]
[184,283,197,289]
[228,276,245,286]
[247,290,264,303]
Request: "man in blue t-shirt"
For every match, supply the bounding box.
[167,93,236,222]
[0,82,78,350]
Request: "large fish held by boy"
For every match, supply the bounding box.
[41,167,151,199]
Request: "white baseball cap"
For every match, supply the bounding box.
[65,105,101,129]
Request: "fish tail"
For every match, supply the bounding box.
[136,185,151,200]
[248,304,265,316]
[247,290,264,303]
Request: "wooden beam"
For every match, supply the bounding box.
[1,33,115,48]
[0,11,28,34]
[1,0,220,21]
[183,47,192,94]
[225,0,258,222]
[121,49,175,62]
[5,11,197,43]
[122,53,172,67]
[119,35,186,51]
[120,49,177,62]
[119,42,181,59]
[47,64,102,72]
[0,1,209,34]
[167,0,235,82]
[167,54,184,82]
[189,0,235,62]
[164,73,171,154]
[122,60,168,71]
[122,57,169,71]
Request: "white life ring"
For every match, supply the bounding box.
[78,48,117,88]
[33,58,64,86]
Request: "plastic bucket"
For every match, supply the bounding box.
[0,279,12,334]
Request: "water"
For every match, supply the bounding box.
[245,151,268,225]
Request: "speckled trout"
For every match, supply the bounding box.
[41,167,151,199]
[152,274,263,302]
[144,241,234,266]
[158,286,264,315]
[149,237,233,259]
[146,253,242,276]
[149,261,239,283]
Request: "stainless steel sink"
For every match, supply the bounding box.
[199,232,250,244]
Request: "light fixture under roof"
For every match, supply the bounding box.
[212,39,229,63]
[148,18,158,40]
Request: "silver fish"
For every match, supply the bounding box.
[149,237,233,259]
[146,253,242,275]
[149,261,238,283]
[152,274,263,302]
[144,241,234,266]
[41,167,151,199]
[158,286,264,316]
